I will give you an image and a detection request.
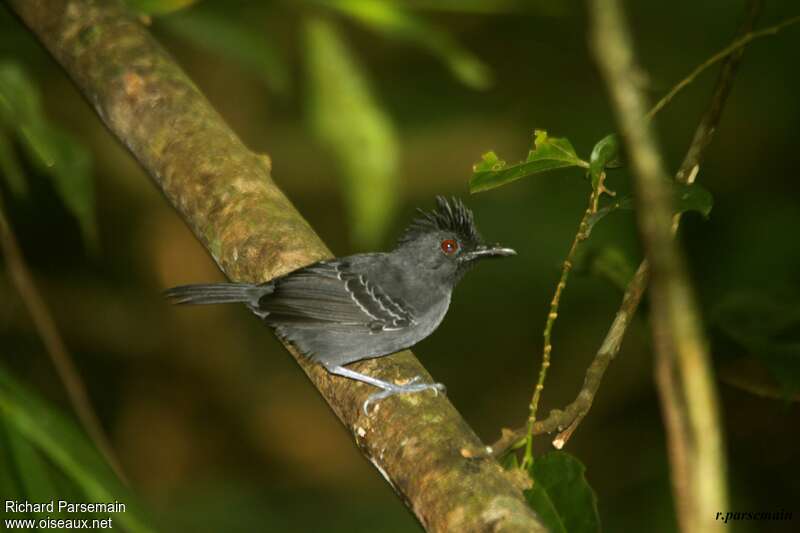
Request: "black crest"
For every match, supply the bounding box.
[398,196,481,246]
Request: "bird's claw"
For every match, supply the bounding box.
[362,378,447,415]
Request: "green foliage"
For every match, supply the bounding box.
[588,133,622,190]
[0,130,26,196]
[305,17,399,249]
[0,365,157,533]
[672,182,713,218]
[124,0,199,15]
[470,130,588,193]
[0,61,96,246]
[586,182,713,234]
[579,246,636,292]
[320,0,492,90]
[712,292,800,398]
[161,6,290,95]
[524,452,601,533]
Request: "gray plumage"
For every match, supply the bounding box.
[165,196,515,413]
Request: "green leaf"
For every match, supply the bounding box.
[27,124,96,246]
[0,62,41,126]
[585,196,633,235]
[586,182,713,234]
[318,0,492,90]
[0,61,96,246]
[0,418,27,507]
[0,365,158,533]
[0,131,27,197]
[387,0,567,15]
[672,182,713,218]
[161,7,290,94]
[470,130,587,193]
[712,292,800,398]
[3,423,77,520]
[305,17,399,249]
[588,133,622,190]
[124,0,199,15]
[524,452,601,533]
[579,246,635,292]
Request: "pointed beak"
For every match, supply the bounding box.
[461,243,517,262]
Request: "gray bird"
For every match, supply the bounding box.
[164,196,515,413]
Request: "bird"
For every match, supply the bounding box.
[164,196,516,413]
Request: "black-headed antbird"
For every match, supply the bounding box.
[164,196,515,413]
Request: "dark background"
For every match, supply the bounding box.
[1,0,798,531]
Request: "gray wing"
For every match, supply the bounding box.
[255,260,416,332]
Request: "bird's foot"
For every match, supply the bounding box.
[363,378,446,415]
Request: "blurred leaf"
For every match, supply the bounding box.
[319,0,492,89]
[0,61,96,246]
[393,0,568,15]
[470,130,587,193]
[0,418,26,505]
[672,182,713,218]
[0,365,158,533]
[27,125,96,245]
[712,292,800,398]
[305,16,399,249]
[0,131,27,197]
[578,246,635,292]
[524,452,601,533]
[161,6,290,94]
[124,0,198,15]
[585,196,633,234]
[586,182,713,234]
[588,133,622,190]
[0,62,40,125]
[4,423,73,520]
[718,357,800,403]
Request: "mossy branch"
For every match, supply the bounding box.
[7,0,546,531]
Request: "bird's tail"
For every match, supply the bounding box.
[163,282,273,305]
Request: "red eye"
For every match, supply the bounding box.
[440,239,459,255]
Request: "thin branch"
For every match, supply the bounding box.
[487,261,649,457]
[675,0,765,182]
[645,13,799,121]
[521,180,604,468]
[590,2,728,533]
[0,197,126,482]
[487,0,764,459]
[7,0,547,530]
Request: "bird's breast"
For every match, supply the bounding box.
[412,290,452,339]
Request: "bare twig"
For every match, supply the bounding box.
[487,261,649,457]
[0,197,126,482]
[487,0,765,459]
[8,0,547,530]
[645,12,799,121]
[522,179,605,468]
[590,1,729,532]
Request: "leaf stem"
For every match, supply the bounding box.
[521,175,605,469]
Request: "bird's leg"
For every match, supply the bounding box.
[324,365,445,415]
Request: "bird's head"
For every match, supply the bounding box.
[395,196,516,284]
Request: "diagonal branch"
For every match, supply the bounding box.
[590,1,729,532]
[7,0,546,531]
[487,0,764,458]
